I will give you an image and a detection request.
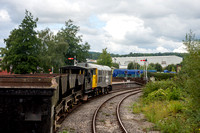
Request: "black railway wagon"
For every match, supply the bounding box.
[0,74,61,133]
[0,66,87,133]
[0,65,109,133]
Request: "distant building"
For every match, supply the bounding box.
[86,59,97,63]
[112,55,183,69]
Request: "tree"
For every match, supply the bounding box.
[155,63,162,72]
[38,20,90,72]
[148,63,156,70]
[97,48,112,67]
[179,31,200,108]
[57,20,90,65]
[38,28,68,73]
[165,64,176,72]
[112,63,119,69]
[2,10,40,74]
[127,62,140,69]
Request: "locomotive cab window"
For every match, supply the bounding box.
[93,69,96,75]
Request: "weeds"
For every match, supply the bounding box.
[132,79,199,132]
[99,119,105,123]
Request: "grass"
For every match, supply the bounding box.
[132,79,200,132]
[99,119,105,123]
[59,128,75,133]
[132,100,191,133]
[59,130,69,133]
[102,112,111,116]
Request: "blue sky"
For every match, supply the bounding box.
[1,0,200,54]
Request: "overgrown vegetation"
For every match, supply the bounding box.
[132,31,200,132]
[142,72,176,81]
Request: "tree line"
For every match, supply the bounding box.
[0,10,90,74]
[89,51,188,60]
[127,62,177,72]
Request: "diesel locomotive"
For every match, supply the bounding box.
[0,63,112,133]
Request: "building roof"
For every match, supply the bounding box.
[112,55,183,68]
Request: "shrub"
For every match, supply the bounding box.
[167,101,184,114]
[142,72,176,80]
[132,101,190,132]
[166,87,182,101]
[143,80,176,97]
[144,89,168,103]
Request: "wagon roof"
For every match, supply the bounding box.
[60,65,87,70]
[0,74,61,89]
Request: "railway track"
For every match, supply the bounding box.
[57,83,142,130]
[92,88,142,133]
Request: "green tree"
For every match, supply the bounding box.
[1,10,40,74]
[165,64,176,72]
[127,62,140,69]
[112,63,119,69]
[148,63,156,70]
[97,48,112,67]
[180,31,200,107]
[57,20,90,65]
[155,63,162,72]
[38,28,68,73]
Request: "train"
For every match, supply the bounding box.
[0,63,112,133]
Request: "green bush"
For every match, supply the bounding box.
[132,100,190,133]
[166,87,182,101]
[144,89,168,103]
[143,80,176,97]
[144,87,182,104]
[167,101,184,114]
[142,72,176,80]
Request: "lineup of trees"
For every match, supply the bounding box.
[89,51,188,60]
[127,61,176,72]
[0,10,90,73]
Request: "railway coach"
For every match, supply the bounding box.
[77,63,112,97]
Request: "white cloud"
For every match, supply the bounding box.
[2,0,200,54]
[173,45,187,53]
[0,10,11,22]
[100,14,147,40]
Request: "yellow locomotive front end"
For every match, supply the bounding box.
[92,68,98,89]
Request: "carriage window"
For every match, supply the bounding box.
[108,71,111,75]
[98,77,102,82]
[93,69,96,75]
[98,70,102,75]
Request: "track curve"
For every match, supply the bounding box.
[92,88,142,133]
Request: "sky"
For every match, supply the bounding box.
[1,0,200,54]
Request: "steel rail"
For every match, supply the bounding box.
[92,88,141,133]
[116,90,142,133]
